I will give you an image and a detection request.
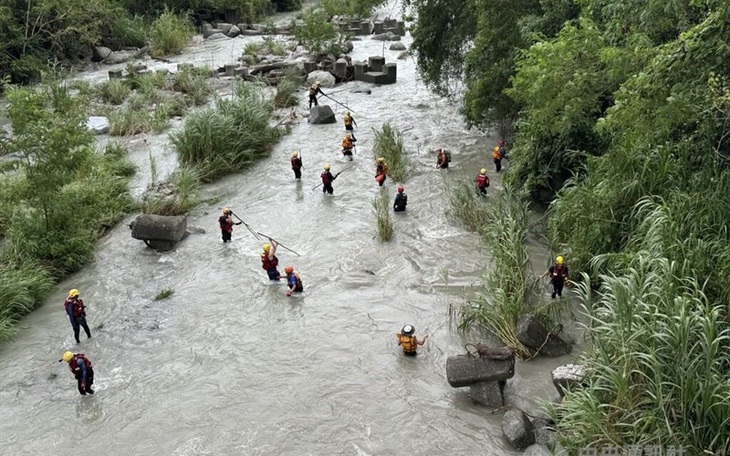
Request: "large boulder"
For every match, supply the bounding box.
[93,46,113,61]
[516,314,572,356]
[524,444,552,456]
[86,116,110,135]
[540,334,572,357]
[552,364,586,396]
[446,354,515,387]
[468,381,504,408]
[130,214,188,243]
[502,408,535,450]
[308,105,336,124]
[207,32,229,41]
[389,42,407,51]
[215,22,233,34]
[227,25,241,38]
[343,40,354,53]
[306,70,336,88]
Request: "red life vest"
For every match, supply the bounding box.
[219,215,234,233]
[68,354,92,375]
[476,174,489,189]
[64,298,85,318]
[261,253,279,270]
[321,171,333,184]
[552,263,568,280]
[291,157,302,170]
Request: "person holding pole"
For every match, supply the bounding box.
[309,81,325,109]
[321,164,337,195]
[261,240,281,281]
[342,133,356,160]
[344,111,357,141]
[219,207,242,243]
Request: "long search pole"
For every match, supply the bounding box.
[229,211,261,240]
[320,93,355,113]
[255,233,301,257]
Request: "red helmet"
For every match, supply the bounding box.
[499,140,505,145]
[397,186,405,193]
[284,266,294,274]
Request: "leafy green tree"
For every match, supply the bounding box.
[290,8,340,55]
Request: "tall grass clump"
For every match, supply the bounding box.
[456,189,538,358]
[172,66,213,106]
[0,261,55,341]
[141,166,201,215]
[172,82,281,182]
[97,79,131,105]
[109,105,169,136]
[273,70,301,108]
[372,192,394,241]
[148,10,195,57]
[551,254,730,454]
[372,122,409,182]
[445,178,490,233]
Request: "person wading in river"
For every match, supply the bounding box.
[283,266,304,297]
[393,185,407,212]
[492,145,504,173]
[219,208,241,243]
[396,325,428,356]
[63,289,91,344]
[321,164,336,195]
[436,148,450,169]
[343,111,357,141]
[475,168,490,196]
[261,241,281,281]
[342,133,356,160]
[309,81,325,109]
[375,157,388,186]
[291,151,303,179]
[60,351,94,395]
[540,256,569,299]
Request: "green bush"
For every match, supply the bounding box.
[290,8,341,55]
[372,123,409,183]
[445,178,490,233]
[97,79,132,105]
[141,166,201,215]
[148,10,194,57]
[172,67,213,106]
[273,77,300,108]
[172,82,282,182]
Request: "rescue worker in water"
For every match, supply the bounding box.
[290,151,303,179]
[60,351,94,395]
[393,185,407,212]
[321,164,336,194]
[342,133,356,160]
[261,240,281,281]
[375,157,388,186]
[475,168,490,196]
[63,289,92,344]
[396,325,428,356]
[436,148,449,169]
[283,266,304,297]
[219,208,242,243]
[540,255,569,299]
[343,111,357,141]
[309,81,324,109]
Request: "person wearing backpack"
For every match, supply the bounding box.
[475,168,490,196]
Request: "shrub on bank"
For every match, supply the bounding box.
[172,82,282,182]
[372,192,394,241]
[0,83,135,339]
[148,10,195,57]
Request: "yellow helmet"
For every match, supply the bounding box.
[345,132,351,138]
[222,207,231,215]
[262,244,271,253]
[377,157,385,163]
[68,289,79,297]
[291,151,298,158]
[556,256,565,264]
[62,351,74,363]
[324,164,331,170]
[345,111,350,116]
[480,168,487,175]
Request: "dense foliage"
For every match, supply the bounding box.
[0,0,284,85]
[411,0,730,452]
[0,81,135,341]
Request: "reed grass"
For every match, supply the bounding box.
[171,82,281,182]
[445,178,490,233]
[372,122,409,182]
[274,77,300,108]
[172,67,213,106]
[372,191,394,241]
[551,255,730,454]
[455,189,539,358]
[154,288,175,300]
[141,166,200,216]
[0,261,55,341]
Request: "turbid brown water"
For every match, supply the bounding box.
[0,9,582,455]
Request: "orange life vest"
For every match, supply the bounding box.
[398,334,417,353]
[492,147,502,160]
[342,137,353,149]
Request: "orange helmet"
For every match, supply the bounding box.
[284,266,294,274]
